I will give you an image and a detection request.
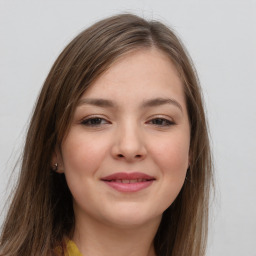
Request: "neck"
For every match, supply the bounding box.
[72,213,161,256]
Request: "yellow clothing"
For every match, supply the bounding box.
[55,240,83,256]
[65,240,83,256]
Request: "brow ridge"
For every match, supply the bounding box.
[78,98,115,107]
[78,97,183,112]
[141,97,183,112]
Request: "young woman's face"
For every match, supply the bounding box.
[59,48,190,228]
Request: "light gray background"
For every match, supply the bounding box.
[0,1,256,255]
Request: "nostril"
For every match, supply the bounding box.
[117,154,143,159]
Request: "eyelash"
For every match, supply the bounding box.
[80,117,110,126]
[80,116,175,127]
[147,118,175,127]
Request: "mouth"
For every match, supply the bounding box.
[101,172,155,192]
[105,178,152,183]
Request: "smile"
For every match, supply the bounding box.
[108,179,150,183]
[101,172,155,192]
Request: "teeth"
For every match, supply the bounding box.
[122,180,130,183]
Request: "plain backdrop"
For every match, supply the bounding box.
[0,1,256,255]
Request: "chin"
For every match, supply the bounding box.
[105,216,159,229]
[101,205,162,229]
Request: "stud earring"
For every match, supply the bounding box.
[52,163,58,171]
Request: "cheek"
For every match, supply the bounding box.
[138,133,189,217]
[60,132,111,207]
[61,132,109,177]
[151,134,190,174]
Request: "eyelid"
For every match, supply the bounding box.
[80,115,111,126]
[145,115,176,126]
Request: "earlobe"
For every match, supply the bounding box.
[52,163,58,171]
[51,162,64,173]
[51,162,64,174]
[51,150,64,173]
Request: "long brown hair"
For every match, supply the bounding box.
[0,14,213,256]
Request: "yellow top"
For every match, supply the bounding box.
[66,240,83,256]
[55,239,83,256]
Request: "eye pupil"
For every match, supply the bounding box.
[153,119,163,125]
[81,117,106,126]
[150,118,173,126]
[90,118,102,125]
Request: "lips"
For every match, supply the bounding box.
[101,172,155,192]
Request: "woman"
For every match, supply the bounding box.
[0,14,213,256]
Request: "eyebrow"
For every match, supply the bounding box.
[78,97,183,112]
[78,98,116,107]
[141,98,183,112]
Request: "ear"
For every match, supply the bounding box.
[51,148,64,173]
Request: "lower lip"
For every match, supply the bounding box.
[103,180,154,192]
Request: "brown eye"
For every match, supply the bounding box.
[81,117,109,126]
[149,118,175,126]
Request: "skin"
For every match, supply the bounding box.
[54,48,190,256]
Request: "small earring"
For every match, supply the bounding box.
[52,163,58,171]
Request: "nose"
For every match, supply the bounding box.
[111,123,147,162]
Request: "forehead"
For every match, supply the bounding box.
[81,48,185,107]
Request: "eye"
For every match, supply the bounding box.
[81,117,110,126]
[148,118,175,127]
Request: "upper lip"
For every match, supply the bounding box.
[101,172,155,181]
